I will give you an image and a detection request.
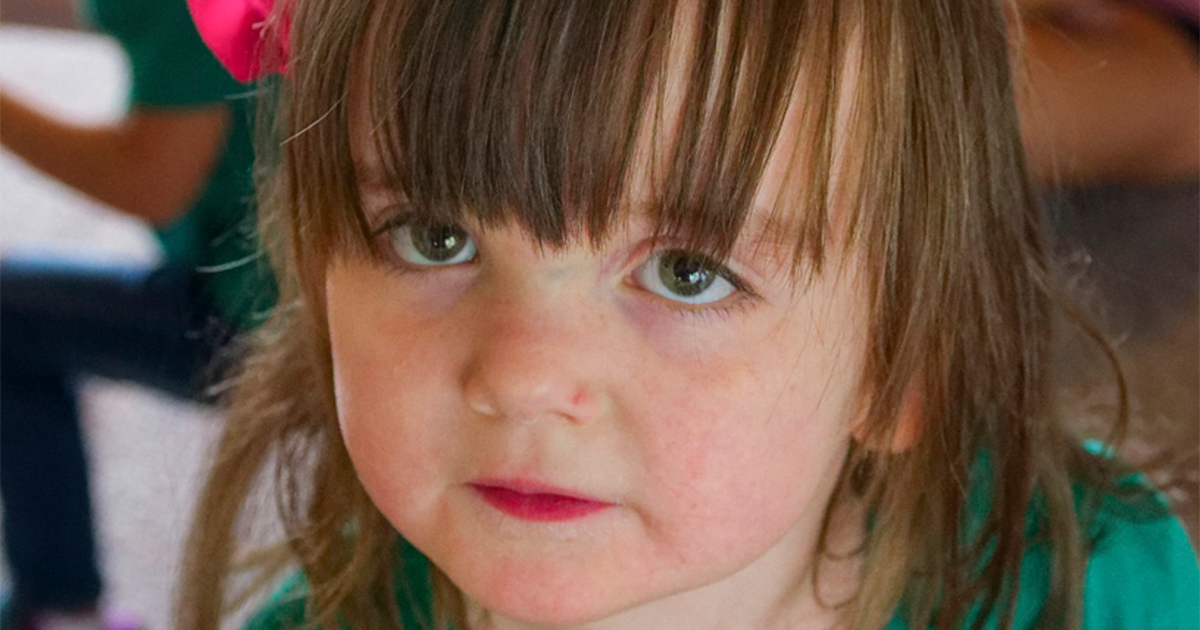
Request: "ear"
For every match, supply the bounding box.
[852,385,922,453]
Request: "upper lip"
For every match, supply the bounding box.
[469,478,611,504]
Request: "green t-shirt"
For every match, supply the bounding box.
[81,0,272,328]
[241,482,1199,629]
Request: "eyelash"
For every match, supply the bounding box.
[368,214,763,317]
[640,250,762,320]
[662,291,759,322]
[368,214,470,275]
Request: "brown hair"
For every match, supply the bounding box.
[177,1,1145,629]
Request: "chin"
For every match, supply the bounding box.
[461,563,639,628]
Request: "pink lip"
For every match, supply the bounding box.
[470,479,613,522]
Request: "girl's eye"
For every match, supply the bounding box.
[382,219,478,267]
[635,249,737,305]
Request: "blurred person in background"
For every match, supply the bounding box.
[1018,0,1197,184]
[1015,0,1199,543]
[0,0,270,629]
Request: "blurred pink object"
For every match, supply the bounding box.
[186,0,289,82]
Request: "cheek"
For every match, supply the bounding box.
[327,267,461,522]
[627,342,857,567]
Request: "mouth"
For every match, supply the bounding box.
[469,480,614,522]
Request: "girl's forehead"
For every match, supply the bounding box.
[345,1,863,260]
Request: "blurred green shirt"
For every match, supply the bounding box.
[82,0,272,328]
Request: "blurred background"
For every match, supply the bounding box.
[0,0,1197,628]
[1016,0,1199,546]
[0,23,226,630]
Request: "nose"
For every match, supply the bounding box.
[461,291,608,425]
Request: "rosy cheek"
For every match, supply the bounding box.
[630,379,756,501]
[329,326,422,498]
[635,354,844,515]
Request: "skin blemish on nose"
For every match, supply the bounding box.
[565,385,608,423]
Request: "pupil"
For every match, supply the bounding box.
[661,251,715,297]
[414,223,466,262]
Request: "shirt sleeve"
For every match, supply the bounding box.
[1081,502,1200,630]
[240,572,312,630]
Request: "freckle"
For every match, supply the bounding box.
[684,445,708,482]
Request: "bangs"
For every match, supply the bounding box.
[329,0,848,263]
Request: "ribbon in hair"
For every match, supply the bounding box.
[187,0,289,83]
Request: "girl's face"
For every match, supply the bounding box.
[326,203,870,629]
[326,29,870,626]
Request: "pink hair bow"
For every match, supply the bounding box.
[188,0,289,83]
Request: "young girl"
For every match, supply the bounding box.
[179,1,1199,629]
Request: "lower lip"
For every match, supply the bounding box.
[471,485,612,522]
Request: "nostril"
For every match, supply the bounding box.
[461,356,605,425]
[458,299,608,424]
[567,386,605,421]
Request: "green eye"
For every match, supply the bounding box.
[637,249,736,305]
[387,219,477,266]
[660,251,716,297]
[412,222,470,262]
